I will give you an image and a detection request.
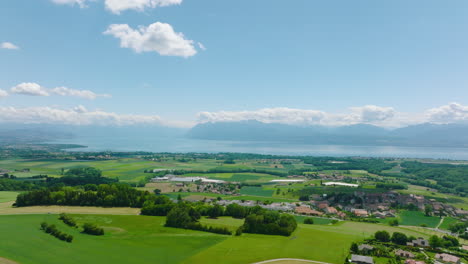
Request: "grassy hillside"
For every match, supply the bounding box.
[0,213,439,264]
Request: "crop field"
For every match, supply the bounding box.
[240,186,274,197]
[398,211,440,228]
[0,202,140,215]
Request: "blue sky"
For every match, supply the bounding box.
[1,0,468,127]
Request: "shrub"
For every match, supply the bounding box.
[59,213,77,227]
[82,223,104,236]
[39,222,73,243]
[303,218,314,225]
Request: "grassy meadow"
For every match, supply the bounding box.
[0,211,444,264]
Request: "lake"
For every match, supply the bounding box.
[51,135,468,160]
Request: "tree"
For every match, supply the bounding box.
[208,204,224,219]
[165,205,193,228]
[303,218,314,225]
[375,230,390,242]
[350,242,359,254]
[389,219,399,226]
[391,232,408,245]
[425,204,433,216]
[153,189,161,195]
[429,235,442,248]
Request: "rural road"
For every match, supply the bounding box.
[253,258,333,264]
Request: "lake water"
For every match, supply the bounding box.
[51,135,468,160]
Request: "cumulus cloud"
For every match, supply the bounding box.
[0,89,8,98]
[51,0,91,8]
[8,82,110,99]
[0,105,190,127]
[104,22,197,58]
[105,0,182,14]
[1,42,20,50]
[426,102,468,124]
[198,105,400,127]
[10,83,50,96]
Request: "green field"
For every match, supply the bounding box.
[0,191,19,203]
[240,186,274,197]
[0,212,441,264]
[438,217,460,230]
[293,215,336,225]
[399,211,441,228]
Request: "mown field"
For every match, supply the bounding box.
[398,210,441,228]
[0,212,439,264]
[0,192,18,203]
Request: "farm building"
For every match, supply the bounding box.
[351,254,374,264]
[324,182,358,187]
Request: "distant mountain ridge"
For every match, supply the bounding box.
[187,120,468,147]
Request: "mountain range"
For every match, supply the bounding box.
[187,120,468,148]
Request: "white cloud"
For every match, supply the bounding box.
[50,86,111,100]
[1,42,20,50]
[0,105,190,127]
[10,83,50,96]
[51,0,91,8]
[197,105,401,127]
[8,82,110,99]
[0,89,8,98]
[104,0,182,14]
[426,102,468,124]
[198,42,206,51]
[347,105,396,124]
[104,22,197,58]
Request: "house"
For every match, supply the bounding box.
[337,211,347,219]
[405,259,425,264]
[407,238,429,247]
[295,206,323,216]
[455,209,468,216]
[318,203,329,210]
[351,254,374,264]
[435,253,460,264]
[325,207,338,214]
[462,245,468,251]
[353,209,369,217]
[358,244,374,253]
[395,249,415,258]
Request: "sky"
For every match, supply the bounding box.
[1,0,468,128]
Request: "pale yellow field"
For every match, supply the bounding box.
[0,201,140,215]
[0,257,19,264]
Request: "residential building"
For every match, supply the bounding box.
[395,249,415,258]
[435,253,460,264]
